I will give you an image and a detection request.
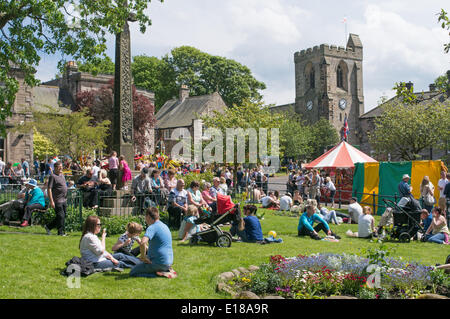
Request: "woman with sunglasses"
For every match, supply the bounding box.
[79,216,141,271]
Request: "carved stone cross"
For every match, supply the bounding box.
[112,13,136,167]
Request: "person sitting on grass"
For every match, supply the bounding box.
[129,207,177,279]
[317,203,339,225]
[420,209,433,234]
[79,216,141,271]
[345,197,363,224]
[292,190,303,206]
[346,206,378,239]
[279,193,293,212]
[261,191,280,210]
[424,207,450,245]
[179,205,209,242]
[230,204,263,243]
[297,199,340,240]
[112,222,144,257]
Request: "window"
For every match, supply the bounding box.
[309,69,315,89]
[337,66,344,89]
[0,138,4,159]
[163,129,171,140]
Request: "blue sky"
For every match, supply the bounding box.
[36,0,449,113]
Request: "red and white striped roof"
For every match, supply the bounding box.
[305,141,377,169]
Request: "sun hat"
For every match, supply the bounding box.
[402,174,410,180]
[25,179,38,188]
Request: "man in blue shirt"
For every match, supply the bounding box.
[130,207,176,278]
[420,209,433,233]
[231,204,263,243]
[398,174,413,198]
[298,200,340,240]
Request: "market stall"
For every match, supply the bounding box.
[304,141,378,203]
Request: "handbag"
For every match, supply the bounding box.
[423,193,436,206]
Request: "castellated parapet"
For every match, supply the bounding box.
[295,42,362,63]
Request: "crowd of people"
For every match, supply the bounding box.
[1,152,449,281]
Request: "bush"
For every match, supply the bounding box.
[180,171,214,189]
[99,215,147,236]
[248,263,283,295]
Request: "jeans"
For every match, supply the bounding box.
[93,253,142,269]
[46,202,67,235]
[230,224,251,242]
[129,262,171,278]
[425,232,447,244]
[323,210,338,225]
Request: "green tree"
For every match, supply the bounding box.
[433,72,450,93]
[131,55,177,111]
[437,8,450,53]
[0,0,162,135]
[368,99,450,161]
[15,106,110,161]
[33,129,60,160]
[165,46,266,108]
[279,113,312,160]
[200,100,283,186]
[308,118,340,160]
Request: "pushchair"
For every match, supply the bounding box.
[189,193,241,248]
[383,198,424,243]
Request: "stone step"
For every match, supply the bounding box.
[101,197,133,208]
[98,207,136,217]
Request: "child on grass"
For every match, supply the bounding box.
[112,222,144,257]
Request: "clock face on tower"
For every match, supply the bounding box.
[306,100,313,110]
[339,98,347,110]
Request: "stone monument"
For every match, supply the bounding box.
[113,15,135,168]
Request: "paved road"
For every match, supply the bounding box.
[267,175,288,193]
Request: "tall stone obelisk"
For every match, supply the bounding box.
[113,18,135,168]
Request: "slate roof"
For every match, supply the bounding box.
[32,85,72,115]
[156,92,225,129]
[360,90,448,119]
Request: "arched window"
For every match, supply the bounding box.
[309,69,315,89]
[337,65,344,89]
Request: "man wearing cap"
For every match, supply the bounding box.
[398,174,413,198]
[20,179,46,227]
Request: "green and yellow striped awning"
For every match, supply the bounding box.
[352,160,446,215]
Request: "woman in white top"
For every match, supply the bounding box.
[346,206,377,239]
[79,216,140,270]
[325,177,336,208]
[420,175,435,213]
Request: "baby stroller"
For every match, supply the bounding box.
[383,198,424,243]
[189,193,241,248]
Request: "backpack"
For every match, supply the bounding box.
[61,256,96,277]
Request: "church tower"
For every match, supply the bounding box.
[294,34,364,145]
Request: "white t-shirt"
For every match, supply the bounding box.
[92,166,101,178]
[358,214,374,238]
[325,181,336,191]
[438,178,448,198]
[261,196,273,207]
[348,202,363,223]
[279,195,293,211]
[0,160,5,173]
[80,232,107,263]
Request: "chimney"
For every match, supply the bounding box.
[179,84,189,101]
[429,83,436,92]
[65,61,78,77]
[405,81,413,91]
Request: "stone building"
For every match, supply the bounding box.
[155,85,227,157]
[3,65,71,165]
[4,62,157,164]
[292,34,364,145]
[359,79,450,161]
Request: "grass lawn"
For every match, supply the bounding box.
[0,205,448,299]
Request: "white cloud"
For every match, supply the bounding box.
[34,0,449,113]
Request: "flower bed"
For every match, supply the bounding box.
[230,251,449,299]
